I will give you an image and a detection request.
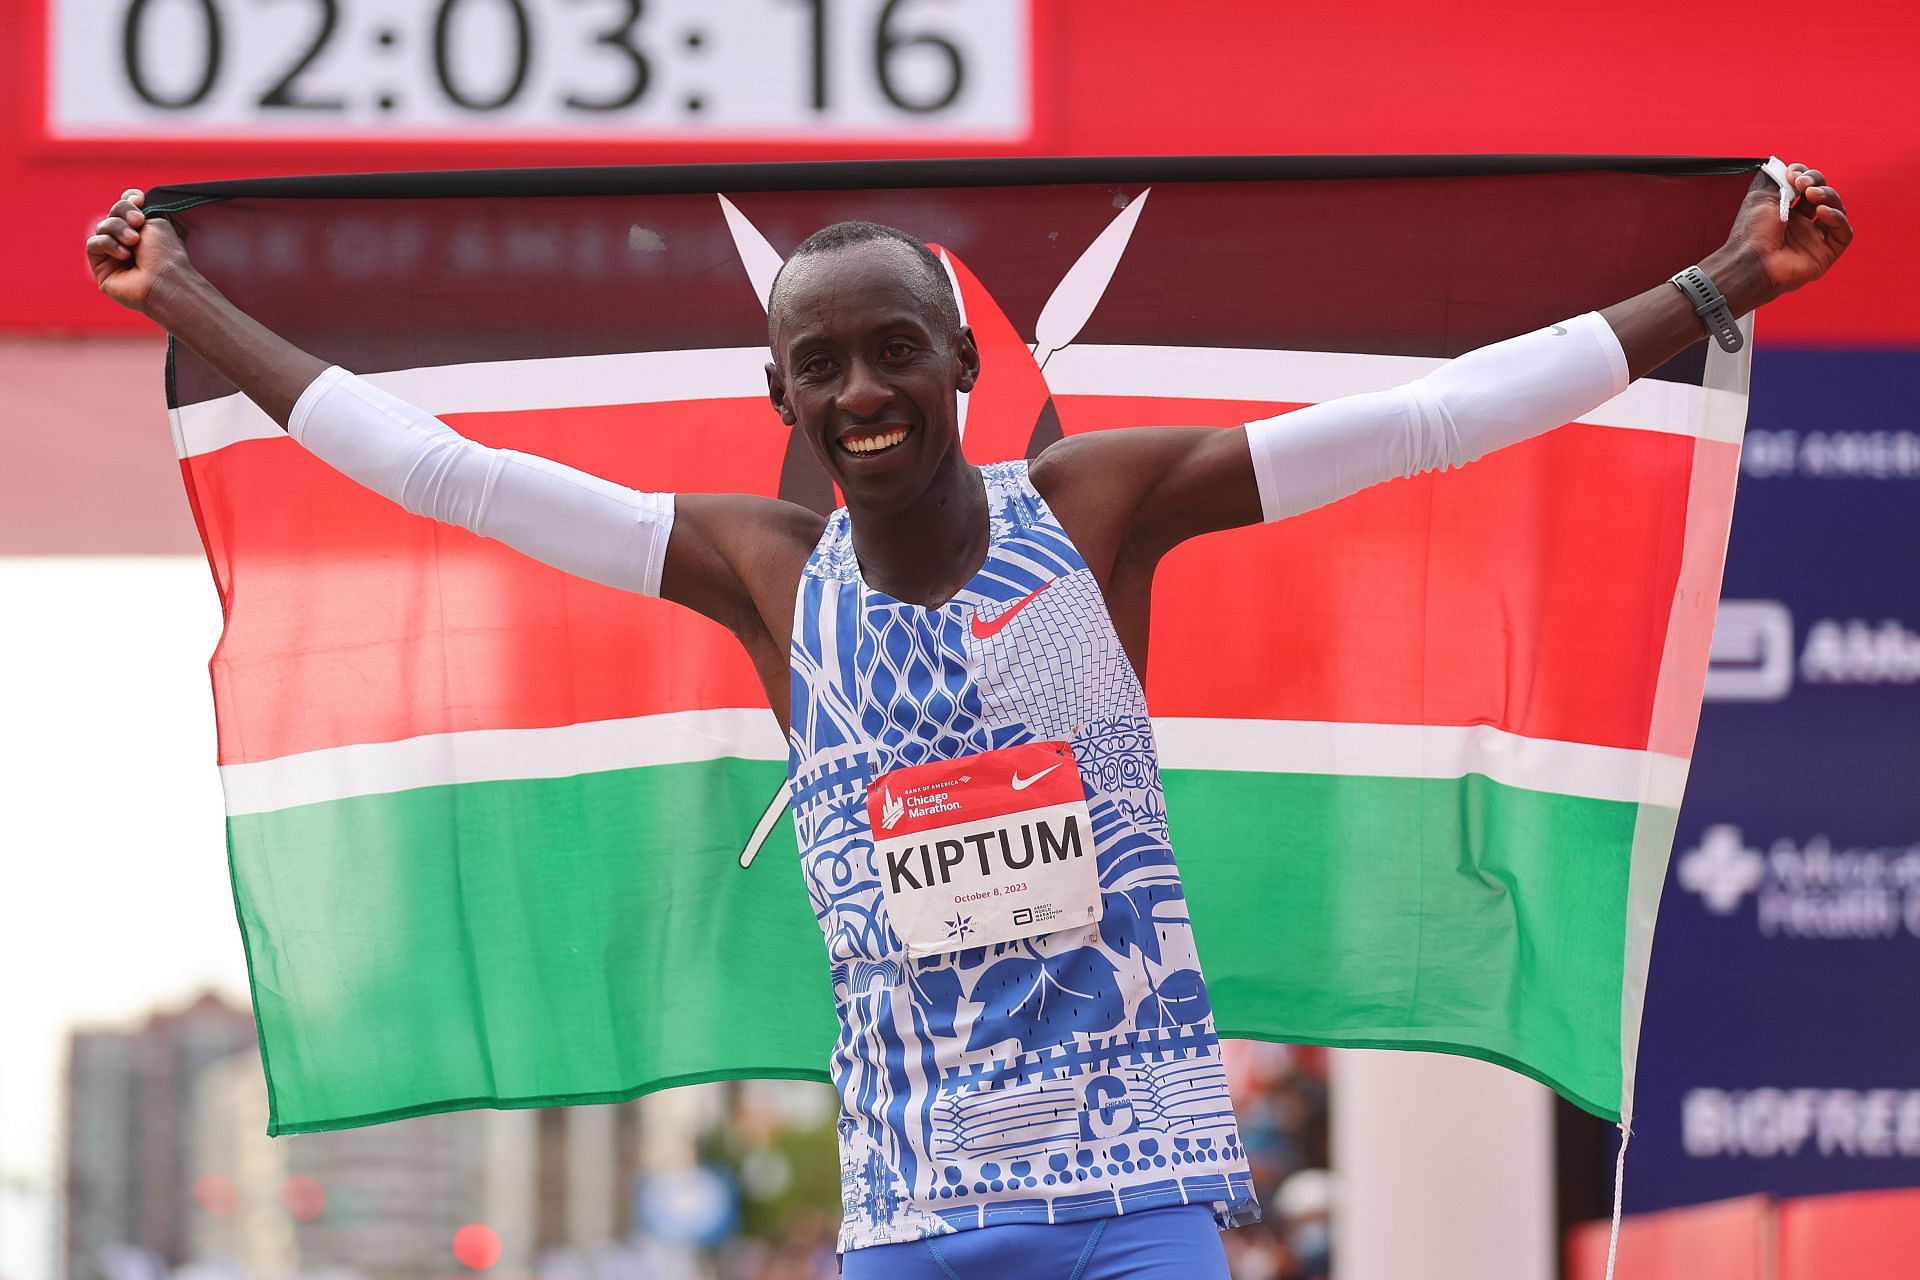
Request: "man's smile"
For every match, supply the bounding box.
[837,423,913,456]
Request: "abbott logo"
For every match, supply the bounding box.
[1678,825,1767,915]
[1705,600,1794,702]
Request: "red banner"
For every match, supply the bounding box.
[14,0,1915,341]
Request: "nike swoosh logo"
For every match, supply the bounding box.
[1010,763,1062,791]
[1549,324,1568,336]
[971,579,1055,640]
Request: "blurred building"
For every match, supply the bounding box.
[63,992,254,1280]
[286,1110,489,1279]
[62,1031,134,1280]
[60,989,686,1280]
[280,1100,658,1278]
[190,1049,292,1277]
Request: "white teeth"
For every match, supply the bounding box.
[843,429,907,455]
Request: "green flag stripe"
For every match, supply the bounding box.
[232,757,1634,1134]
[1165,769,1637,1122]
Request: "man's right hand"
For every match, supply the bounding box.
[87,189,191,314]
[84,185,325,425]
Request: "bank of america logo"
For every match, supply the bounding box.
[879,787,905,832]
[1677,825,1766,914]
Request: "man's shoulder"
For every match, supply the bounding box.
[1025,431,1152,576]
[1029,427,1186,502]
[759,494,833,547]
[1027,429,1113,498]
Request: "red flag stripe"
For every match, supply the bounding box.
[188,396,1705,765]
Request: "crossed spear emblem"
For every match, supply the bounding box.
[724,188,1152,868]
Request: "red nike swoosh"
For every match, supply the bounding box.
[971,579,1055,640]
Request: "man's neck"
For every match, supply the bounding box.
[847,449,989,609]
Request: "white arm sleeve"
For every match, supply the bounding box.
[288,366,675,596]
[1243,310,1631,522]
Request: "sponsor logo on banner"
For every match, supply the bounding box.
[1705,602,1920,700]
[1707,600,1795,702]
[1678,825,1920,939]
[1677,825,1768,914]
[1800,617,1920,684]
[1682,1087,1920,1159]
[1742,429,1920,479]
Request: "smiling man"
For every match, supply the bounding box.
[88,165,1849,1277]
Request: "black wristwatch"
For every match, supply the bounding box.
[1669,265,1744,353]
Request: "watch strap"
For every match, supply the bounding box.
[1669,264,1744,353]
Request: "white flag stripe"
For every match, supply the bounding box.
[220,707,787,818]
[218,711,1684,817]
[172,347,773,458]
[1152,719,1690,810]
[1041,345,1747,446]
[171,344,1729,460]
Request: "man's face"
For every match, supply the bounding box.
[766,240,979,515]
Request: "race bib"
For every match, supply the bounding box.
[868,741,1100,956]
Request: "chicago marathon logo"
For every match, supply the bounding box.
[879,786,905,832]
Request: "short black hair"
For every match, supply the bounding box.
[768,220,963,337]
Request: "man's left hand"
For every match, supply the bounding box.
[1728,162,1854,304]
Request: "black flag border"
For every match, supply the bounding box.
[147,154,1764,212]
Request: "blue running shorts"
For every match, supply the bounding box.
[839,1205,1229,1279]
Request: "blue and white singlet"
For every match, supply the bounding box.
[786,461,1258,1252]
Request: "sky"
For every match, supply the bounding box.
[0,558,249,1196]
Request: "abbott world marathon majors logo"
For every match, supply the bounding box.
[1705,600,1920,702]
[1677,824,1920,939]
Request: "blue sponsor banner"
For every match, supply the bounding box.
[1624,348,1920,1210]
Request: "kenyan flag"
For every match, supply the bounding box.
[153,158,1758,1134]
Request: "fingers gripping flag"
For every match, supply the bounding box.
[154,158,1761,1134]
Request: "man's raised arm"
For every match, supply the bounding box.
[87,190,816,643]
[1043,162,1852,565]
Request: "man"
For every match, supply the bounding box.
[88,164,1848,1277]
